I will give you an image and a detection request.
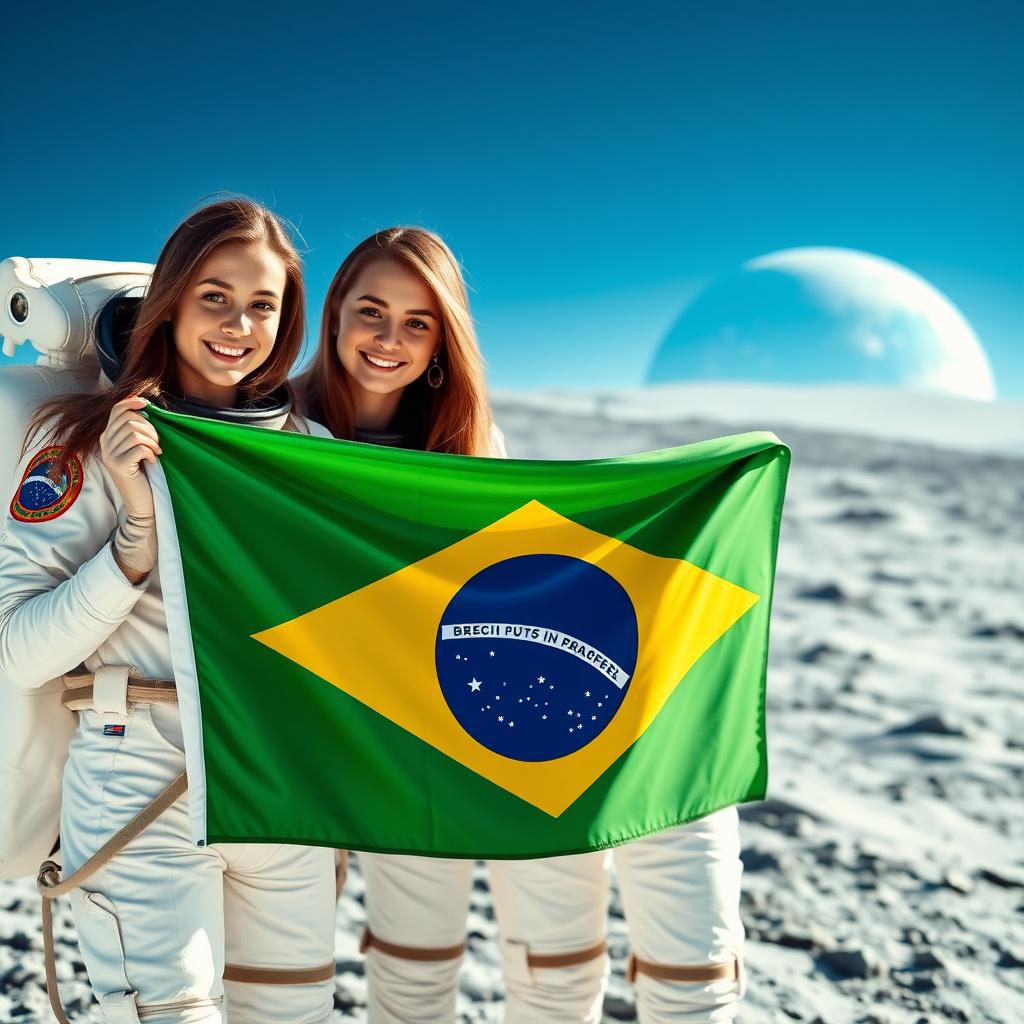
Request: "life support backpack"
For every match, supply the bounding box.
[0,257,153,879]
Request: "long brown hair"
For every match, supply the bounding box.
[30,197,306,469]
[294,227,492,455]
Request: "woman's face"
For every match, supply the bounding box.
[172,240,287,406]
[335,259,441,399]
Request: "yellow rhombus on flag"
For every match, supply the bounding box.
[253,500,758,817]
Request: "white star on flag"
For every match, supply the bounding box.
[468,678,482,692]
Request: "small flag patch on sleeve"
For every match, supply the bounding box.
[10,446,84,523]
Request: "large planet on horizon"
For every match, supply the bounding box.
[646,247,997,401]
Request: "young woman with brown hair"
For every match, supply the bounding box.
[295,226,491,455]
[299,227,747,1024]
[295,227,612,1024]
[0,198,337,1023]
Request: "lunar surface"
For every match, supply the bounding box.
[2,385,1022,1023]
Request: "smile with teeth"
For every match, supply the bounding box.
[204,340,253,362]
[361,351,406,371]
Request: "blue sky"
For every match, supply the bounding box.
[3,1,1021,396]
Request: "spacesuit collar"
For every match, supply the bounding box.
[95,296,294,429]
[354,425,409,448]
[161,388,294,431]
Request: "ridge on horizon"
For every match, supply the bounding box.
[491,382,1024,458]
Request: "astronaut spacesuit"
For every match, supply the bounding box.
[0,261,337,1024]
[0,257,148,882]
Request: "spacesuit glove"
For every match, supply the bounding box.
[112,512,158,579]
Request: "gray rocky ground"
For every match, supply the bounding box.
[3,394,1022,1022]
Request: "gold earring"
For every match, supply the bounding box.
[427,355,444,389]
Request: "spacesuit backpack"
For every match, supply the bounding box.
[0,256,152,879]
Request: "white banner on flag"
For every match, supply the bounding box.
[440,622,631,688]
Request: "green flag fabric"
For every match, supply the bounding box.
[148,406,789,857]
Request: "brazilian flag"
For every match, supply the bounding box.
[147,406,789,857]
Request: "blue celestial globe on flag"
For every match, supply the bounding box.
[435,554,639,762]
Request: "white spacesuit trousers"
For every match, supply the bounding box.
[615,808,745,1023]
[360,850,610,1024]
[60,704,337,1024]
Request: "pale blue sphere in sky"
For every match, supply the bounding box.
[647,248,997,401]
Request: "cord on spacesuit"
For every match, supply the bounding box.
[38,772,189,1024]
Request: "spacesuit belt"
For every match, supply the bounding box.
[360,926,467,961]
[37,772,188,1024]
[61,671,177,712]
[626,954,740,984]
[61,681,178,711]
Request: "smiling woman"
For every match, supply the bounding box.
[28,199,308,468]
[295,229,617,1024]
[6,197,338,1024]
[294,226,493,455]
[335,259,442,429]
[172,243,288,406]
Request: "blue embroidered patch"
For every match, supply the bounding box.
[102,724,126,737]
[11,446,84,523]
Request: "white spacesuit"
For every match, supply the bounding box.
[0,256,152,880]
[0,259,337,1023]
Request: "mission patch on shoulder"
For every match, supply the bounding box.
[10,446,84,523]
